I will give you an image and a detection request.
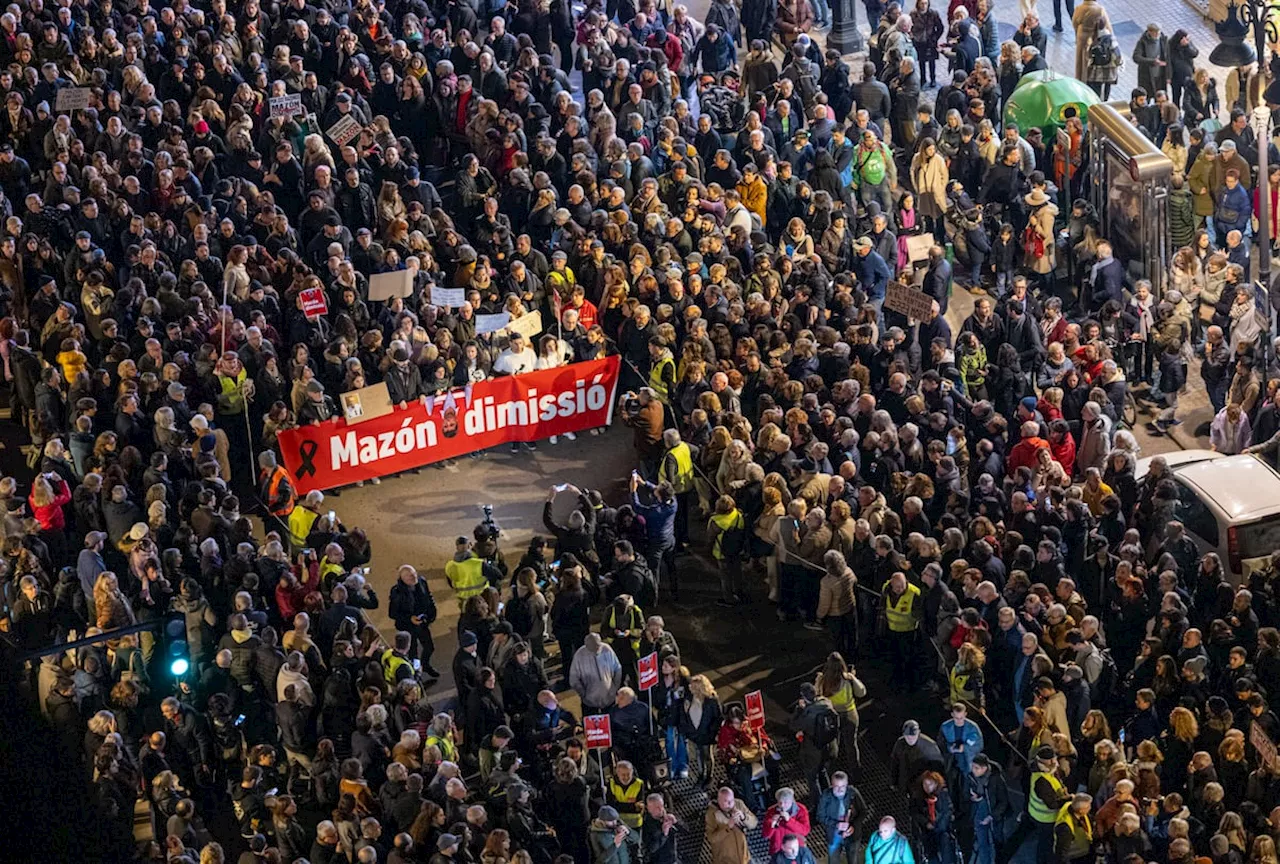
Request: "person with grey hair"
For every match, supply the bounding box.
[1075,401,1111,476]
[890,56,921,147]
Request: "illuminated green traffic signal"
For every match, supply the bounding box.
[164,613,190,678]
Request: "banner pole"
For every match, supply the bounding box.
[242,381,256,489]
[647,687,653,736]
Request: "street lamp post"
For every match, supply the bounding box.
[829,0,866,55]
[1211,1,1280,318]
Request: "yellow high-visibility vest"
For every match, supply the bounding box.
[659,442,695,494]
[608,776,646,828]
[882,582,920,632]
[288,507,318,550]
[1028,771,1067,823]
[381,649,411,685]
[648,354,675,404]
[444,556,487,600]
[1054,803,1093,859]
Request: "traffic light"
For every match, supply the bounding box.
[163,611,190,677]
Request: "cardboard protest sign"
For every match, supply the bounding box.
[584,714,612,749]
[884,281,934,320]
[638,653,659,691]
[55,87,92,111]
[431,287,466,308]
[299,286,328,318]
[340,382,393,425]
[476,312,511,334]
[326,114,363,147]
[505,310,543,340]
[269,94,303,118]
[368,270,414,302]
[904,234,933,264]
[1254,722,1278,768]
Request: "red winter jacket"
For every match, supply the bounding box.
[1006,436,1049,478]
[29,478,71,531]
[761,802,811,853]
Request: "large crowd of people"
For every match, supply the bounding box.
[6,0,1280,862]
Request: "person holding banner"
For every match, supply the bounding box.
[717,702,780,813]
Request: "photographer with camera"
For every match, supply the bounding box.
[622,388,667,480]
[589,805,641,864]
[542,484,601,574]
[473,507,509,581]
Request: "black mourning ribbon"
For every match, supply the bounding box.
[296,440,318,478]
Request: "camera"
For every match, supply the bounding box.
[621,390,642,417]
[477,504,500,541]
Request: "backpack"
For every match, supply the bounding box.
[1089,37,1114,69]
[811,702,841,748]
[635,568,658,611]
[1092,647,1119,705]
[1021,223,1045,259]
[718,514,747,559]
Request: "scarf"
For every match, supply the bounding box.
[1131,296,1154,339]
[1230,298,1252,325]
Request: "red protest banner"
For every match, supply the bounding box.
[745,690,765,729]
[300,286,328,318]
[638,652,659,691]
[584,714,612,749]
[279,356,621,492]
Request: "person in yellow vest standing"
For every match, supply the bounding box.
[607,759,648,830]
[707,495,748,607]
[214,351,253,486]
[1053,793,1095,864]
[647,336,678,431]
[602,594,645,689]
[380,631,415,686]
[288,489,325,552]
[647,337,677,407]
[444,536,493,609]
[658,428,696,551]
[999,746,1069,864]
[882,571,922,690]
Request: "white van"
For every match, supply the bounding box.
[1134,450,1280,583]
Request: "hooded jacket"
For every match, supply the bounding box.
[569,639,623,708]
